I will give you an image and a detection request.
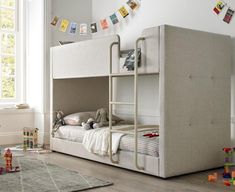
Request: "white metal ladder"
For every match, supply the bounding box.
[109,35,159,170]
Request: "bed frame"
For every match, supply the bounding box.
[50,25,232,178]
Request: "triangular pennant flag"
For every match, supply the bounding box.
[80,23,88,35]
[51,16,59,26]
[59,19,69,32]
[110,13,119,25]
[213,1,226,15]
[223,8,234,23]
[90,23,98,33]
[100,19,109,30]
[119,6,129,18]
[68,22,77,34]
[126,0,140,10]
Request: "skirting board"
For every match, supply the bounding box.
[51,138,160,176]
[0,132,22,145]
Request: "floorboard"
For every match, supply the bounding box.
[28,152,234,192]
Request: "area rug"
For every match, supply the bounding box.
[0,157,112,192]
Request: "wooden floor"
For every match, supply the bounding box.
[32,152,233,192]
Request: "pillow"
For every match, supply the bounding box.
[64,111,96,126]
[110,114,123,124]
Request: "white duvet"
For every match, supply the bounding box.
[82,128,124,156]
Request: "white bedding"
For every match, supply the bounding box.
[82,128,123,156]
[55,125,159,157]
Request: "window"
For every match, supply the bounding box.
[0,0,23,104]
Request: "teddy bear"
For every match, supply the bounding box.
[82,108,109,130]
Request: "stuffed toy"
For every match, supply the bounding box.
[123,48,141,71]
[82,118,101,130]
[52,111,66,137]
[82,108,109,130]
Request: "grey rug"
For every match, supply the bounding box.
[0,157,112,192]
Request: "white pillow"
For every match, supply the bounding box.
[64,111,96,126]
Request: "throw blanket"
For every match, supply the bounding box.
[82,128,124,156]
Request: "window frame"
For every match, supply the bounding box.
[0,0,25,106]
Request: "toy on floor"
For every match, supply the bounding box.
[4,148,12,172]
[23,127,39,150]
[224,180,231,186]
[222,147,235,179]
[208,173,218,182]
[2,149,20,174]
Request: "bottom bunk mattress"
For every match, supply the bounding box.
[54,125,159,157]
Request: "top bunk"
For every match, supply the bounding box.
[51,27,160,79]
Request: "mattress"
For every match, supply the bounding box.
[54,125,159,157]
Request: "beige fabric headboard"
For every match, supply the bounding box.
[53,77,109,115]
[159,25,232,177]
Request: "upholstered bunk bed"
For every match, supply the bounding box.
[50,25,231,178]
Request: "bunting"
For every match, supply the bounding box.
[213,0,234,24]
[51,0,140,35]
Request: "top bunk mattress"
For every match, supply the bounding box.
[54,125,159,157]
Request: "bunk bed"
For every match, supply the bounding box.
[50,25,232,178]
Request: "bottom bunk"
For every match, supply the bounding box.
[54,125,159,157]
[50,137,160,176]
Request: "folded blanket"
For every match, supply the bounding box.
[82,128,124,156]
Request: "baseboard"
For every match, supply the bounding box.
[0,132,22,145]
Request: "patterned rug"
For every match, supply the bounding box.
[0,157,112,192]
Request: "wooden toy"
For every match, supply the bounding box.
[223,147,235,179]
[232,171,235,178]
[208,173,218,182]
[4,149,12,172]
[23,127,39,149]
[223,180,231,186]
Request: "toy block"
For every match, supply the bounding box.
[208,175,216,182]
[232,171,235,178]
[208,173,218,182]
[223,180,231,186]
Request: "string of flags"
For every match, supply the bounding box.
[213,1,234,24]
[51,0,140,36]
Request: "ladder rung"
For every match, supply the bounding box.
[110,73,135,77]
[138,127,159,132]
[110,130,133,135]
[110,102,134,105]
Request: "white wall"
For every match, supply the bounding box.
[92,0,235,48]
[92,0,235,143]
[26,0,46,144]
[51,0,92,46]
[0,109,34,145]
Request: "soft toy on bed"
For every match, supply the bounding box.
[51,111,66,137]
[82,118,100,130]
[82,108,109,130]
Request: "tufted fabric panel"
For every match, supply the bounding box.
[159,25,231,177]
